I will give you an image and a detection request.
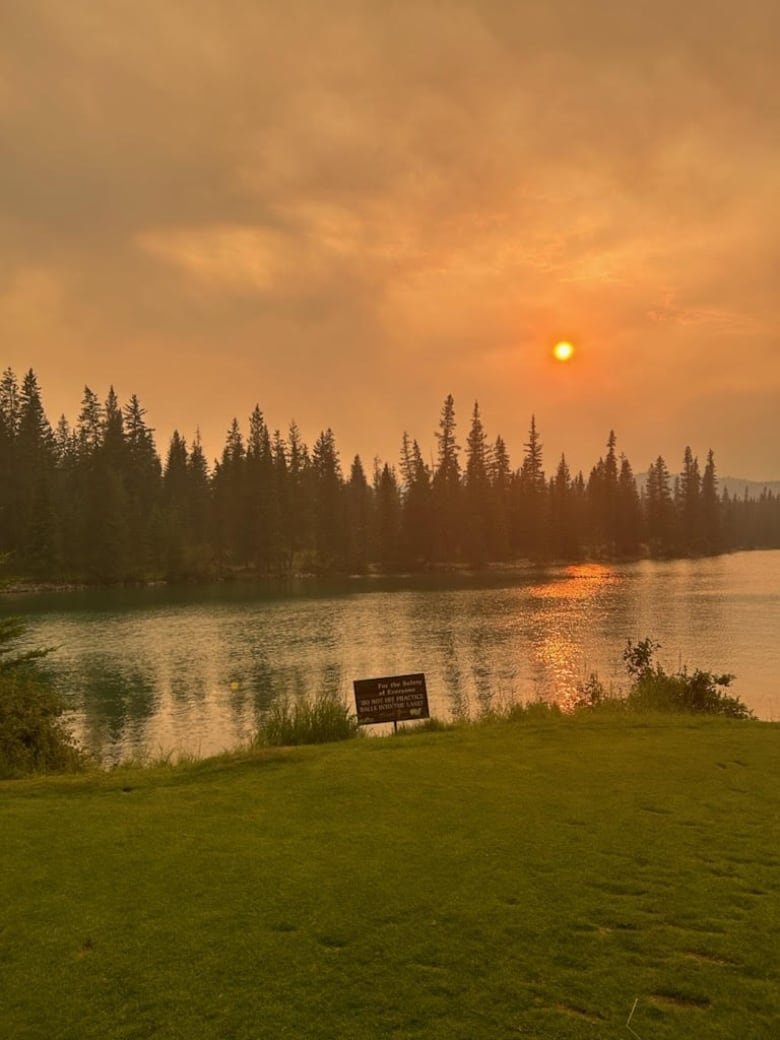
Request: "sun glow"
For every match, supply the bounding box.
[553,341,575,361]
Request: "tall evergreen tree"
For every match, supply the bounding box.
[700,449,721,554]
[677,446,701,553]
[432,394,461,562]
[488,434,512,560]
[399,437,433,567]
[464,402,491,565]
[123,394,162,575]
[16,370,58,572]
[345,455,372,573]
[0,369,21,557]
[311,428,344,568]
[645,456,675,555]
[548,454,581,558]
[615,455,641,556]
[212,419,247,564]
[246,405,275,572]
[374,462,401,571]
[515,415,547,558]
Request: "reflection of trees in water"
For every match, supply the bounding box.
[25,554,767,760]
[71,656,157,754]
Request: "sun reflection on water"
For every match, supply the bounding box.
[10,551,779,760]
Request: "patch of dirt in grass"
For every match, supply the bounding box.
[554,1002,605,1023]
[638,803,672,815]
[649,991,711,1010]
[78,938,95,957]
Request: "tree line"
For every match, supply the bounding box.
[1,368,778,582]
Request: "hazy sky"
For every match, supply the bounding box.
[2,0,779,479]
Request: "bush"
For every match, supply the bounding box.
[258,692,359,747]
[0,672,86,778]
[0,615,86,778]
[623,638,753,719]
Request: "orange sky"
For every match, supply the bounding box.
[2,0,779,479]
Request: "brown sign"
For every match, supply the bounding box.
[353,673,429,726]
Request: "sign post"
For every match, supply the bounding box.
[353,673,429,732]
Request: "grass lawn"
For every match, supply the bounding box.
[1,714,778,1039]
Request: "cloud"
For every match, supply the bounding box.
[1,0,778,476]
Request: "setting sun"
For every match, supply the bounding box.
[553,341,575,361]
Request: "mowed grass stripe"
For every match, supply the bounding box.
[1,715,778,1039]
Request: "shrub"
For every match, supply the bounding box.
[623,638,753,719]
[0,615,86,778]
[0,672,86,778]
[258,692,359,747]
[0,616,54,674]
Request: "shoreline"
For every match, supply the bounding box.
[1,546,766,597]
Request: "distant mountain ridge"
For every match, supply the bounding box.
[718,477,780,499]
[635,473,780,498]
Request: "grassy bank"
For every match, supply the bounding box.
[1,714,778,1039]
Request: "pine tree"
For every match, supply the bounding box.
[399,438,433,568]
[311,428,344,569]
[123,394,162,575]
[432,394,461,562]
[488,435,512,560]
[345,456,371,573]
[700,449,721,554]
[515,415,547,558]
[677,447,701,553]
[284,421,311,569]
[644,456,675,555]
[246,405,275,572]
[374,462,401,571]
[548,454,581,558]
[16,370,58,573]
[0,369,20,557]
[464,402,491,565]
[615,455,640,556]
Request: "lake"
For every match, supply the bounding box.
[4,550,779,762]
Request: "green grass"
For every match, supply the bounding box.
[1,714,778,1039]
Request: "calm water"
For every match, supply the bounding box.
[5,550,779,762]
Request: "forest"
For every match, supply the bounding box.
[1,368,778,583]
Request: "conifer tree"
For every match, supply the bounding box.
[464,402,491,565]
[515,415,547,558]
[0,369,20,558]
[285,422,311,569]
[123,394,162,575]
[246,405,275,572]
[399,437,433,567]
[345,455,372,573]
[548,454,581,558]
[212,419,247,564]
[374,461,401,571]
[311,428,344,569]
[488,434,512,560]
[644,456,675,555]
[700,449,721,554]
[16,370,58,572]
[677,446,701,553]
[615,455,641,556]
[432,394,461,562]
